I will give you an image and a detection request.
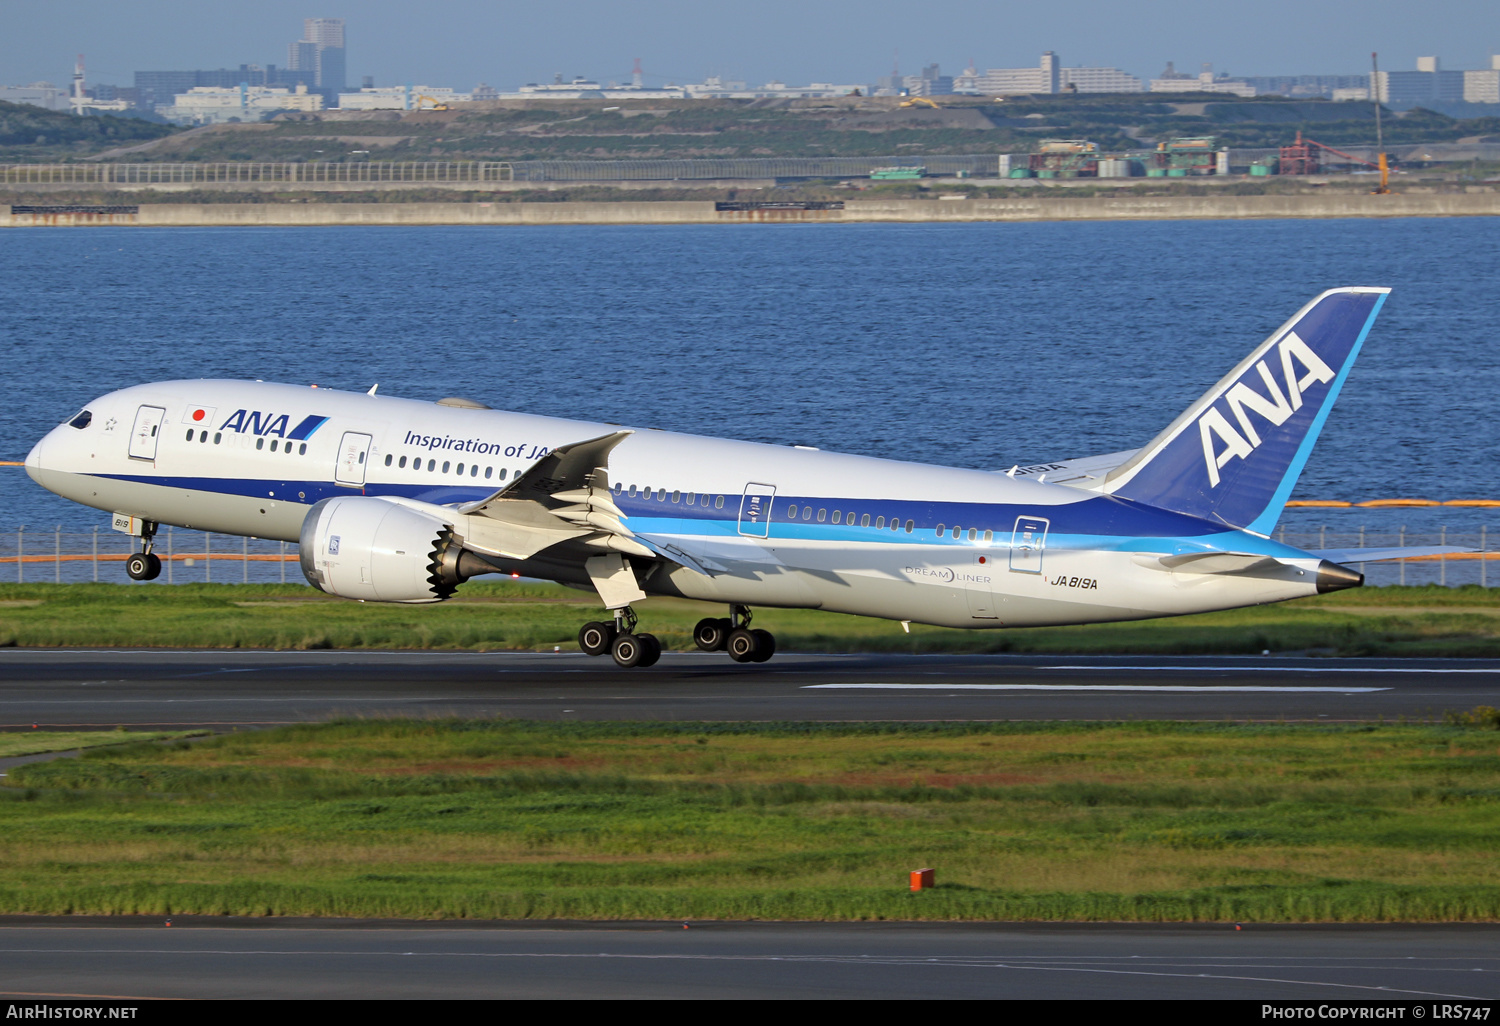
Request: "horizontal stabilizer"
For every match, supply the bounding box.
[1312,545,1474,565]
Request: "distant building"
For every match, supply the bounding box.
[0,81,70,111]
[1060,66,1143,93]
[1373,56,1465,107]
[337,85,472,110]
[159,84,323,125]
[904,64,953,96]
[1242,75,1369,98]
[1151,63,1255,96]
[288,17,345,92]
[1466,57,1500,104]
[978,52,1062,95]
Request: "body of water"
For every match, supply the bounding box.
[2,219,1495,541]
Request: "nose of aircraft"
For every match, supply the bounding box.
[25,430,50,485]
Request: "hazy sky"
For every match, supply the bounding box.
[4,0,1497,90]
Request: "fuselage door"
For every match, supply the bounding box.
[1009,516,1049,574]
[128,405,166,461]
[335,431,373,487]
[737,483,777,538]
[965,553,1000,618]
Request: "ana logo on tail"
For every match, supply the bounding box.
[1198,331,1335,488]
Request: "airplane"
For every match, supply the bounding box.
[24,286,1453,668]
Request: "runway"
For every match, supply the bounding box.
[0,920,1496,1000]
[2,649,1499,729]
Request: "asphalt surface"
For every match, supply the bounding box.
[0,920,1497,1000]
[5,650,1499,1000]
[1,649,1499,729]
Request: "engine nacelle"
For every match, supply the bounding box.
[299,496,465,603]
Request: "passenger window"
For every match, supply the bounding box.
[984,530,993,542]
[399,456,407,469]
[200,430,208,443]
[953,526,961,539]
[817,509,826,522]
[274,440,282,452]
[427,459,435,471]
[672,490,681,503]
[256,437,264,450]
[715,496,724,509]
[442,461,450,474]
[936,524,944,536]
[803,507,811,520]
[185,429,194,442]
[471,465,478,477]
[875,516,884,529]
[905,520,914,533]
[832,511,842,524]
[686,492,695,504]
[658,490,666,502]
[456,463,464,475]
[967,528,977,541]
[500,468,508,480]
[299,443,307,455]
[890,517,900,531]
[629,485,637,497]
[385,454,393,467]
[861,514,871,528]
[213,432,222,445]
[485,467,493,479]
[643,487,652,499]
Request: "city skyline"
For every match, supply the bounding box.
[2,0,1496,95]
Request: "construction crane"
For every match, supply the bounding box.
[1278,131,1381,175]
[1371,52,1391,194]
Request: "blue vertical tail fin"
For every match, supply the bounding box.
[1103,287,1389,535]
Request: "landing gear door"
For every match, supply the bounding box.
[1009,516,1049,574]
[128,405,166,461]
[737,483,776,538]
[335,432,373,487]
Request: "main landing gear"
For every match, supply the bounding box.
[124,520,162,581]
[694,604,775,664]
[578,606,662,669]
[576,604,777,668]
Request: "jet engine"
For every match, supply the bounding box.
[299,496,468,603]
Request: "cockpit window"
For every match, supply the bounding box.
[68,410,92,430]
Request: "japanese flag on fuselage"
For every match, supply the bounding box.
[185,405,216,429]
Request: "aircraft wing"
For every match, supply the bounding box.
[1310,546,1473,565]
[453,430,660,563]
[1006,450,1138,490]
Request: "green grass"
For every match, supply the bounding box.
[2,582,1499,655]
[6,718,1500,921]
[0,729,207,759]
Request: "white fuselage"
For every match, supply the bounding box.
[27,380,1334,629]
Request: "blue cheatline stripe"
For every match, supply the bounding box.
[286,416,329,441]
[89,474,1319,560]
[1246,291,1388,537]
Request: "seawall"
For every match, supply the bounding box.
[7,192,1499,227]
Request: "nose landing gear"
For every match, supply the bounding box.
[124,520,161,581]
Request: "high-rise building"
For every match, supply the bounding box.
[1373,56,1465,106]
[288,17,346,92]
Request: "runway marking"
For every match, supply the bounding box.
[0,949,1484,999]
[1045,665,1500,674]
[805,684,1392,693]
